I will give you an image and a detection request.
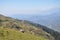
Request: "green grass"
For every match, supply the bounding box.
[0,27,48,40]
[0,15,54,40]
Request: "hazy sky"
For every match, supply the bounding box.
[0,0,60,16]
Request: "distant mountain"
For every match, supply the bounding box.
[30,8,60,32]
[10,8,60,33]
[38,10,60,33]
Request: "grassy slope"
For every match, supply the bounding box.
[0,27,48,40]
[0,15,54,40]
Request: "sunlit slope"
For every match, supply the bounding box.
[0,27,48,40]
[0,15,54,40]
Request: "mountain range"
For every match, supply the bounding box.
[10,8,60,33]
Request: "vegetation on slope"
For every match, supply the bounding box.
[24,20,60,40]
[0,27,48,40]
[0,15,55,40]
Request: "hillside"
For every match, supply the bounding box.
[0,14,55,40]
[0,27,48,40]
[23,20,60,40]
[12,8,60,33]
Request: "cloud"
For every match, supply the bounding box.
[0,6,59,16]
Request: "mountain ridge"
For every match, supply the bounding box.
[0,13,60,40]
[11,8,60,33]
[0,14,55,40]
